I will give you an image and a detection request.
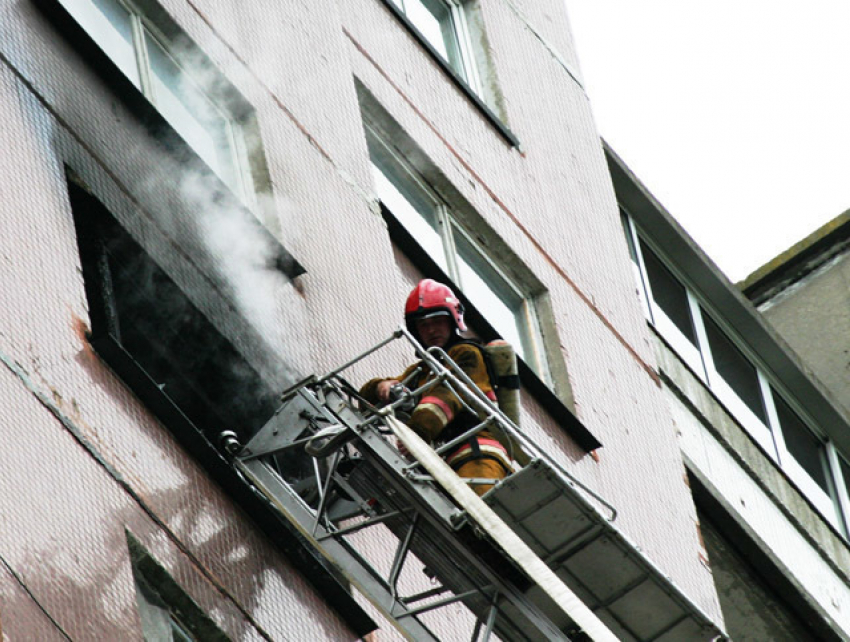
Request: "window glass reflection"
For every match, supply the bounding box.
[370,163,448,273]
[392,0,467,82]
[773,391,829,492]
[72,0,140,87]
[144,30,237,190]
[702,312,767,423]
[640,240,697,346]
[841,457,850,506]
[455,231,527,359]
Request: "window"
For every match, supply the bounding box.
[622,215,705,379]
[838,456,850,533]
[68,179,279,442]
[374,0,518,146]
[640,240,697,346]
[773,392,829,492]
[702,313,767,425]
[386,0,481,93]
[367,125,548,379]
[127,532,229,642]
[68,176,373,633]
[623,213,850,534]
[62,0,256,203]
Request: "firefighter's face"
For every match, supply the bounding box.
[415,315,453,348]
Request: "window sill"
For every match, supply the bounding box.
[89,331,377,637]
[376,0,520,149]
[383,203,601,452]
[32,0,304,279]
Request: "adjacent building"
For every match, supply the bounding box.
[742,211,850,417]
[613,149,850,639]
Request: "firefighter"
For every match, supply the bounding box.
[360,279,512,496]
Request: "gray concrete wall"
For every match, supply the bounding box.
[758,250,850,418]
[699,511,823,642]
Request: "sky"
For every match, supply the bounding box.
[562,1,850,283]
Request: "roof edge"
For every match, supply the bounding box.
[739,210,850,304]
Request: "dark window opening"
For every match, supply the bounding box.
[69,179,277,440]
[773,391,830,493]
[127,531,229,642]
[702,312,768,424]
[66,178,375,635]
[639,240,698,346]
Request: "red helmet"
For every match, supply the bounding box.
[405,279,467,336]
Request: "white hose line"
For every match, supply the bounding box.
[385,416,618,642]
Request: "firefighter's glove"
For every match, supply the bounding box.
[388,383,417,414]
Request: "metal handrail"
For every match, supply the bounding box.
[317,327,617,522]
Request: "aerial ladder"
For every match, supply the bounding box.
[220,329,725,641]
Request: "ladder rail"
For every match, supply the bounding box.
[386,415,619,642]
[235,456,443,642]
[234,394,575,641]
[225,328,726,642]
[323,327,618,521]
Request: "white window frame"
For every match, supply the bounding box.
[620,211,653,320]
[368,126,550,381]
[625,214,848,534]
[623,216,707,382]
[828,448,850,537]
[698,310,778,460]
[64,0,256,205]
[447,0,483,93]
[769,389,840,529]
[448,219,546,370]
[390,0,482,95]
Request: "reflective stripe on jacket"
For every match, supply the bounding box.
[445,437,512,472]
[360,342,495,444]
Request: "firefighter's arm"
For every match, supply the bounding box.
[360,363,420,404]
[408,344,492,442]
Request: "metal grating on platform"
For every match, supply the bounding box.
[485,459,723,641]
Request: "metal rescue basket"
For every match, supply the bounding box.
[221,328,726,642]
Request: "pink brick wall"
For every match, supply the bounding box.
[0,0,723,636]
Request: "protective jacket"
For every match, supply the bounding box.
[360,341,512,474]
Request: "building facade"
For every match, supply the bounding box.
[0,0,844,639]
[613,150,850,640]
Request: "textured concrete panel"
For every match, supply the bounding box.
[0,0,728,636]
[759,251,850,417]
[662,337,850,636]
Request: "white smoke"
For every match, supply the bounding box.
[177,169,309,389]
[124,25,315,392]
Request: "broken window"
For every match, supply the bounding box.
[68,178,279,442]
